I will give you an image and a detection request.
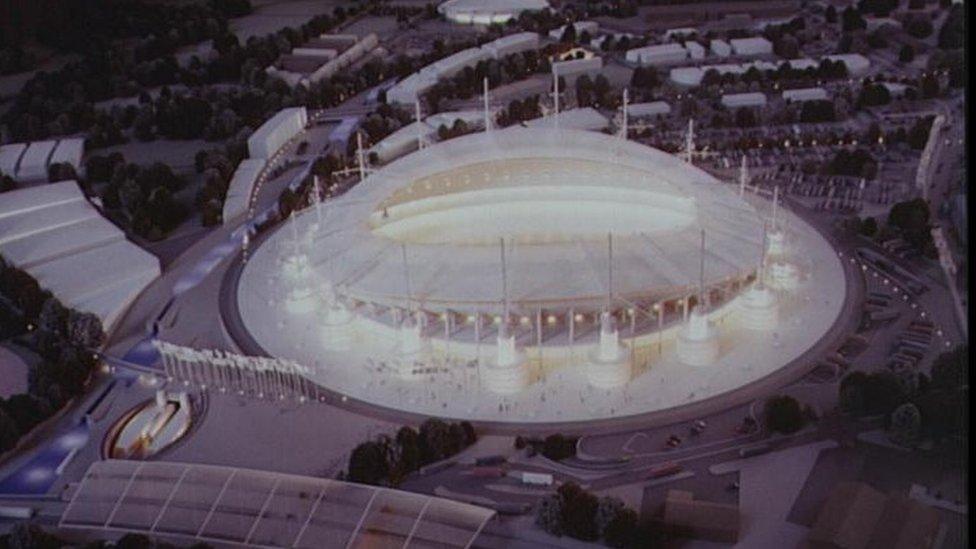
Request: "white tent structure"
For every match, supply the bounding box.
[247,107,308,159]
[721,92,767,108]
[16,140,57,181]
[0,182,160,331]
[0,143,27,176]
[223,159,267,223]
[48,138,85,172]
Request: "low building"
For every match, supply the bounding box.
[729,36,773,57]
[549,21,599,40]
[625,43,688,66]
[482,32,539,58]
[881,82,910,98]
[387,33,542,105]
[710,39,732,57]
[783,87,830,102]
[438,0,549,25]
[721,92,767,108]
[664,27,698,40]
[824,53,871,76]
[552,56,603,78]
[628,101,671,118]
[662,490,740,543]
[370,121,435,163]
[685,41,706,60]
[806,481,943,549]
[247,107,308,159]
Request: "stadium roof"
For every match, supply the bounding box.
[61,460,495,549]
[257,127,763,313]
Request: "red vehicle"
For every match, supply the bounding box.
[644,462,682,479]
[469,466,506,478]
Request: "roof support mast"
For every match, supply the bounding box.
[483,77,491,132]
[499,237,509,338]
[739,156,748,197]
[552,65,560,130]
[356,132,366,183]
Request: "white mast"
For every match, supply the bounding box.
[414,99,425,150]
[698,229,706,309]
[356,132,366,183]
[483,77,491,132]
[312,175,322,225]
[499,237,509,338]
[758,222,768,285]
[552,64,560,130]
[772,185,780,230]
[683,118,695,163]
[739,156,748,197]
[620,88,629,140]
[607,232,614,311]
[401,242,413,312]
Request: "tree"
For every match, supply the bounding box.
[734,108,757,128]
[395,426,421,474]
[542,433,576,461]
[899,44,916,63]
[764,395,806,434]
[825,5,838,24]
[558,482,599,541]
[904,17,934,39]
[937,5,964,48]
[419,418,452,463]
[4,522,64,549]
[595,496,625,538]
[560,24,577,44]
[536,493,564,536]
[347,441,389,485]
[860,216,878,237]
[603,507,639,548]
[0,407,21,453]
[841,7,867,32]
[888,403,922,446]
[930,345,968,390]
[115,533,155,549]
[67,311,105,349]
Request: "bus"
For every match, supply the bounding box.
[474,455,507,466]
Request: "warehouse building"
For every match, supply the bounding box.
[552,56,603,78]
[729,37,773,57]
[710,39,732,57]
[721,92,767,108]
[782,87,829,102]
[628,101,672,118]
[625,43,688,66]
[685,41,706,60]
[247,107,308,159]
[549,21,599,40]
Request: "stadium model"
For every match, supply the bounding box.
[232,127,848,425]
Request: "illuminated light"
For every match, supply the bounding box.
[493,316,501,324]
[466,315,476,323]
[547,315,557,325]
[574,313,584,322]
